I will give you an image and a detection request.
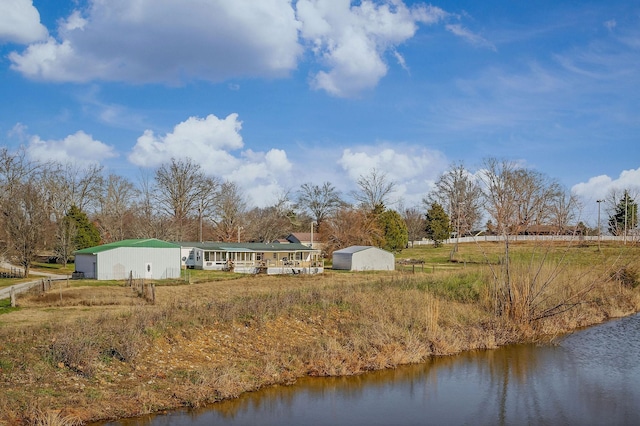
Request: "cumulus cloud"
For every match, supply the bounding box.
[572,168,640,202]
[26,131,118,165]
[10,0,302,83]
[8,1,489,96]
[128,113,294,207]
[297,0,448,97]
[0,0,48,44]
[571,167,640,225]
[128,114,244,169]
[338,144,447,205]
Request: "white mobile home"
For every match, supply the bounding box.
[332,246,395,271]
[74,239,181,280]
[182,242,323,275]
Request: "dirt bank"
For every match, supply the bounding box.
[1,266,639,425]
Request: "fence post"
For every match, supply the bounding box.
[151,284,156,304]
[10,287,16,307]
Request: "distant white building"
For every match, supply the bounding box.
[332,246,395,271]
[178,242,323,275]
[74,239,181,280]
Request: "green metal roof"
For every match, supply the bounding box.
[74,239,181,255]
[179,241,315,252]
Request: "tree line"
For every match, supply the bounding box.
[0,147,637,275]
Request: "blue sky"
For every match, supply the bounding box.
[1,0,639,225]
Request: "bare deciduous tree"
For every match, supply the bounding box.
[95,174,138,242]
[0,148,42,262]
[244,193,294,243]
[401,205,426,247]
[0,147,38,200]
[154,158,220,241]
[319,206,383,256]
[1,181,49,277]
[296,182,343,225]
[478,158,591,323]
[426,162,482,245]
[480,158,521,237]
[351,168,396,211]
[211,181,247,242]
[548,190,581,233]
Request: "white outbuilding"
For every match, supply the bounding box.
[331,246,395,271]
[74,239,181,280]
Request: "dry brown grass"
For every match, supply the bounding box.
[1,246,639,425]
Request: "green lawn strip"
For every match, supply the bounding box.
[0,297,19,314]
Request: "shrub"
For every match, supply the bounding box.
[610,266,639,289]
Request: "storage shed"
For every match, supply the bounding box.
[74,239,181,280]
[332,246,395,271]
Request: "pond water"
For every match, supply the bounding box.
[107,314,640,426]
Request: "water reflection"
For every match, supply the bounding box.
[108,314,640,426]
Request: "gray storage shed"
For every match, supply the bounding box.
[74,239,181,280]
[332,246,395,271]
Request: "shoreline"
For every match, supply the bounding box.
[1,264,639,425]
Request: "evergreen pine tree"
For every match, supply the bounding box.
[378,209,409,252]
[66,205,101,250]
[608,191,638,236]
[425,202,452,247]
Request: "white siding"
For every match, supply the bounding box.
[332,246,395,271]
[332,252,353,270]
[95,247,181,280]
[352,248,394,271]
[75,254,97,278]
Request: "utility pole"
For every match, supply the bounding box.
[624,192,628,245]
[597,199,604,251]
[198,199,203,243]
[237,226,243,243]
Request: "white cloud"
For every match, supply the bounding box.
[297,0,448,97]
[338,144,447,206]
[0,0,48,44]
[572,168,640,202]
[8,1,470,96]
[445,24,496,51]
[128,113,244,169]
[26,131,117,165]
[10,0,302,83]
[604,19,617,31]
[571,167,640,226]
[129,114,294,207]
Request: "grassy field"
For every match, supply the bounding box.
[0,240,638,425]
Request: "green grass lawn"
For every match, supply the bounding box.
[30,262,74,275]
[0,297,19,314]
[398,240,638,269]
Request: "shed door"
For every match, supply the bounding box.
[145,263,153,279]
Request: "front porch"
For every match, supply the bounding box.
[186,242,324,275]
